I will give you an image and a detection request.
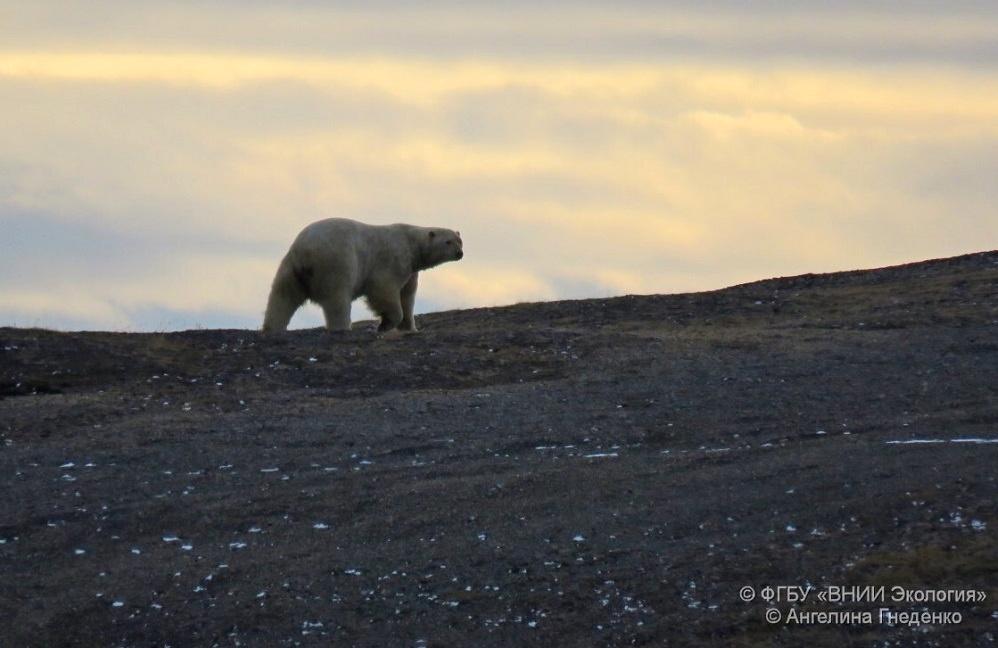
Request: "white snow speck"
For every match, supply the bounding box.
[313,522,329,530]
[112,601,124,608]
[130,548,141,555]
[886,439,945,445]
[162,535,179,543]
[248,526,262,533]
[60,462,75,469]
[970,519,987,531]
[74,548,86,555]
[886,437,998,445]
[785,524,797,533]
[260,467,280,473]
[180,544,193,551]
[584,452,618,459]
[344,568,362,576]
[308,357,318,363]
[573,534,585,542]
[229,542,248,550]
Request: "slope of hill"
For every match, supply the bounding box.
[2,251,996,646]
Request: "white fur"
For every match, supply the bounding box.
[263,218,463,333]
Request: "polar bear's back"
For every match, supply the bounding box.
[288,218,412,298]
[290,219,366,289]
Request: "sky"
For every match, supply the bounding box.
[1,1,997,330]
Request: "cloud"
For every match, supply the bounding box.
[1,5,997,330]
[6,2,998,65]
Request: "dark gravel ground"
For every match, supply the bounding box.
[1,251,997,647]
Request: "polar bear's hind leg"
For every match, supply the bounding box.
[262,257,308,333]
[317,294,352,331]
[365,286,404,333]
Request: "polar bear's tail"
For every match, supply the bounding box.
[262,254,309,333]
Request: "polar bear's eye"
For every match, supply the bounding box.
[445,240,453,245]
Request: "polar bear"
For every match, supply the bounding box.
[262,218,464,333]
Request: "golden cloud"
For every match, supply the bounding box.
[2,49,996,329]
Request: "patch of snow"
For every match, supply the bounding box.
[887,437,998,445]
[886,439,945,445]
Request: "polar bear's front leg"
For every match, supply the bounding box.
[399,272,419,331]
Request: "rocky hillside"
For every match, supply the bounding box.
[2,251,996,646]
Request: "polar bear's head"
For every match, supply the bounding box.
[424,228,464,267]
